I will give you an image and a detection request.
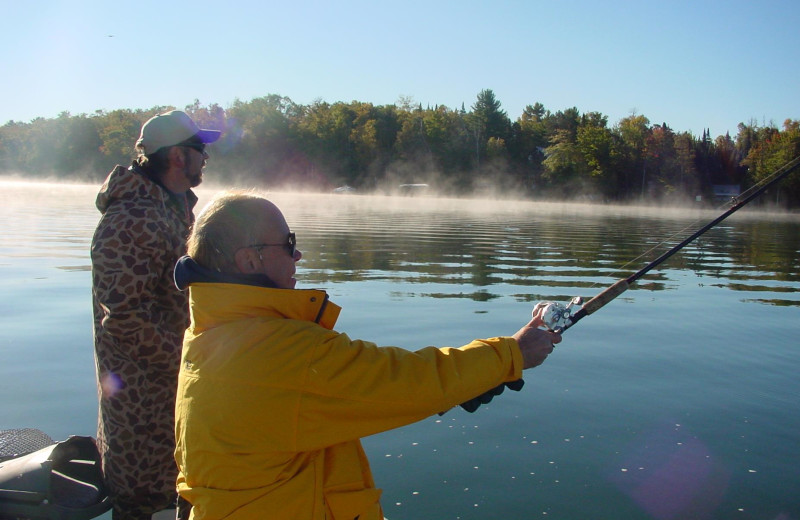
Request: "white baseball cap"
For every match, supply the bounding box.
[135,110,221,155]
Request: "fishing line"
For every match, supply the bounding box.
[584,220,707,293]
[543,154,800,333]
[585,159,799,292]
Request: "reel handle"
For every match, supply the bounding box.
[537,296,584,334]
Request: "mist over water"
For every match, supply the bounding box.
[2,180,799,519]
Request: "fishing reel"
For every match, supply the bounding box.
[536,296,583,333]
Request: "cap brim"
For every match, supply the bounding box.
[197,129,222,144]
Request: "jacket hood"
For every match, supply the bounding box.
[174,255,279,291]
[96,164,198,215]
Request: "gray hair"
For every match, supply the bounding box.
[187,190,272,272]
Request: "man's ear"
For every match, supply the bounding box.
[234,247,261,274]
[168,146,187,168]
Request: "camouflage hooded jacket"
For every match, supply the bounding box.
[91,164,198,379]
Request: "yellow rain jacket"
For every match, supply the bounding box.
[175,282,524,520]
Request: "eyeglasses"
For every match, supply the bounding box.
[177,139,206,154]
[247,232,296,258]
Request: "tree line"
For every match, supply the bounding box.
[1,89,798,207]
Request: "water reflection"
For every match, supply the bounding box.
[2,181,797,306]
[280,193,800,306]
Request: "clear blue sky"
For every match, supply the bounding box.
[3,0,798,139]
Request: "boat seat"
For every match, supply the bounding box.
[0,429,111,520]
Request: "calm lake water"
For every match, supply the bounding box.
[1,179,799,520]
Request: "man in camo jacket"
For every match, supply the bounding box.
[91,110,220,520]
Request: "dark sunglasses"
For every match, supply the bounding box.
[177,138,206,154]
[247,232,297,257]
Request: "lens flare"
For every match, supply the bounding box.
[100,372,123,398]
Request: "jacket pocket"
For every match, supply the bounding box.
[324,487,382,520]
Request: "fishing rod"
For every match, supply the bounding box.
[455,155,800,413]
[541,154,800,334]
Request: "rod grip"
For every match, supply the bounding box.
[582,279,629,315]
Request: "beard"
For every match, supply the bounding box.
[182,149,204,188]
[185,167,203,188]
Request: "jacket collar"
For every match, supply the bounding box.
[175,255,279,291]
[176,256,341,331]
[187,283,341,332]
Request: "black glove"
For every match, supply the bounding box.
[458,379,525,413]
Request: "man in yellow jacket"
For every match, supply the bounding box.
[173,191,562,520]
